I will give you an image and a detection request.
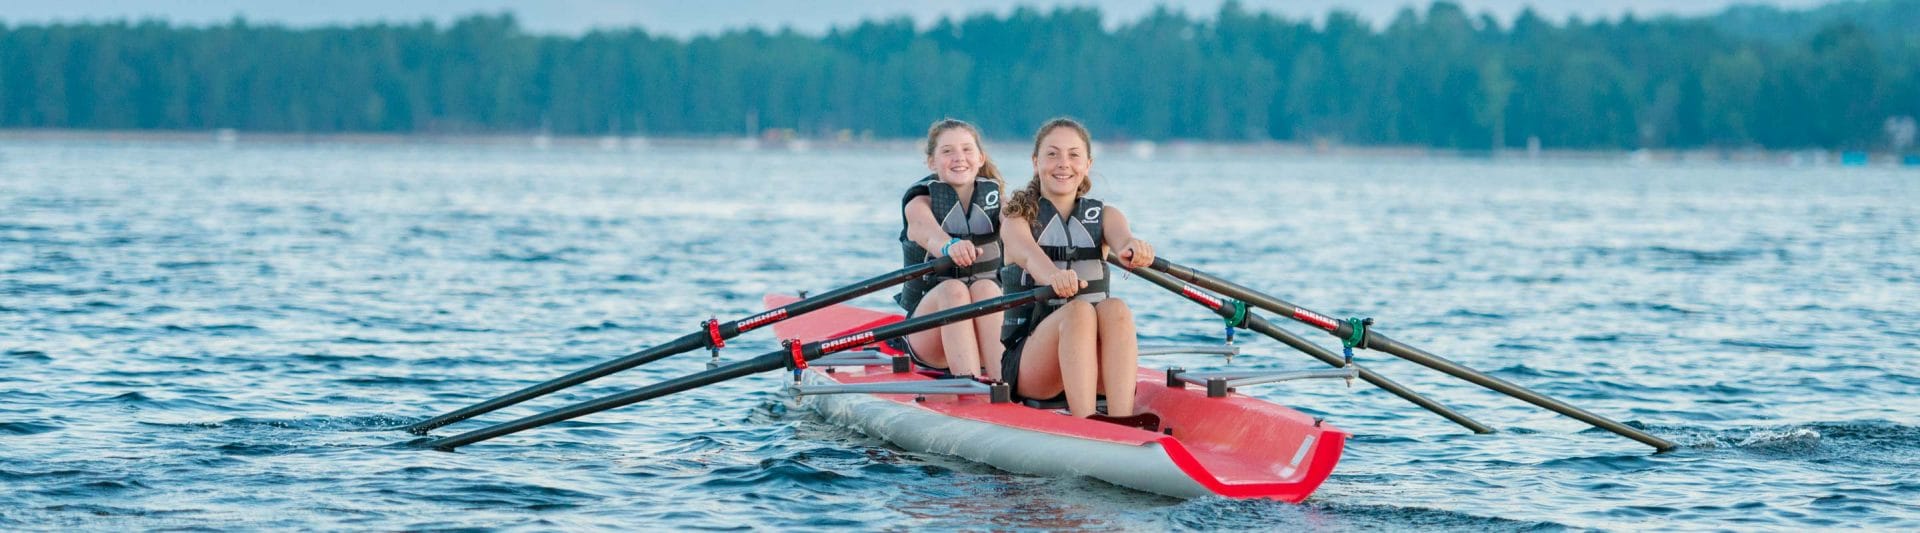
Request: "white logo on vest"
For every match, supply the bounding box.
[1083,205,1102,221]
[984,190,999,208]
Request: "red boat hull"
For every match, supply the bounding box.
[768,295,1345,502]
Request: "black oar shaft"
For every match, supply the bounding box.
[405,257,955,435]
[1145,257,1676,452]
[1239,315,1494,433]
[424,287,1049,450]
[406,333,702,435]
[713,256,957,340]
[1114,258,1494,433]
[1363,333,1674,450]
[423,354,778,450]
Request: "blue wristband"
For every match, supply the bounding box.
[940,237,961,256]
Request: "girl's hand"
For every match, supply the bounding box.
[1046,269,1086,298]
[946,240,980,267]
[1120,238,1154,268]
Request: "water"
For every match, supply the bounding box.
[3,136,1917,530]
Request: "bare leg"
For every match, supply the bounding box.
[968,279,1005,380]
[904,280,980,375]
[1094,298,1138,417]
[1054,301,1100,417]
[1015,307,1069,401]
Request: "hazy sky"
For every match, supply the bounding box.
[0,0,1837,36]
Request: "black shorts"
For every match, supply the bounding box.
[1000,336,1066,404]
[886,334,949,375]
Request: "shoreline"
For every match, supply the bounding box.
[2,127,1914,168]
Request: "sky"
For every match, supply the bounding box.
[0,0,1838,36]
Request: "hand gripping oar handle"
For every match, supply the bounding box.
[405,257,956,435]
[1109,255,1494,434]
[420,287,1051,450]
[1141,256,1677,452]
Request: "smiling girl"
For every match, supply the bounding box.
[999,117,1154,418]
[894,119,1006,379]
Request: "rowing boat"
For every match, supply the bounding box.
[415,256,1671,492]
[765,295,1347,502]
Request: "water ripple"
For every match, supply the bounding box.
[4,140,1916,529]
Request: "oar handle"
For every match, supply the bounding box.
[780,286,1050,365]
[422,287,1050,450]
[708,256,957,340]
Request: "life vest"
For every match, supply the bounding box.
[1000,196,1108,345]
[896,175,1004,312]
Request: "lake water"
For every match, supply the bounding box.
[2,136,1916,530]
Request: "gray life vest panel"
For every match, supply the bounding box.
[896,175,1003,311]
[1000,196,1109,345]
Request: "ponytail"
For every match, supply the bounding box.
[1004,176,1046,221]
[922,118,1003,190]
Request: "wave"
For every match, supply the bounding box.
[131,304,180,316]
[1718,339,1817,352]
[1444,309,1509,320]
[0,468,90,482]
[1169,498,1567,531]
[1669,420,1920,455]
[157,260,221,270]
[5,349,52,362]
[332,375,441,387]
[1618,301,1707,315]
[1735,428,1823,449]
[485,247,588,264]
[1487,364,1576,379]
[332,336,441,345]
[0,421,63,436]
[570,320,630,332]
[144,414,415,433]
[160,323,264,335]
[1535,453,1663,473]
[1645,245,1765,266]
[1493,342,1548,352]
[418,480,603,512]
[76,391,233,412]
[696,457,882,491]
[1575,244,1777,271]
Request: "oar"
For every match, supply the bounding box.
[1110,255,1494,434]
[1141,256,1676,452]
[419,287,1053,450]
[405,257,956,435]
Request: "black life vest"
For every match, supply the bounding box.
[896,175,1004,312]
[1000,196,1109,345]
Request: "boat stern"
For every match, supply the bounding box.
[1137,370,1348,502]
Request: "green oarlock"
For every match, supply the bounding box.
[1343,317,1368,349]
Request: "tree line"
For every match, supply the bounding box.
[1,0,1915,151]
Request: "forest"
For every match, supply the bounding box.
[1,0,1916,150]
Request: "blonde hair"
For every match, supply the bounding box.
[1003,117,1093,220]
[923,118,1002,186]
